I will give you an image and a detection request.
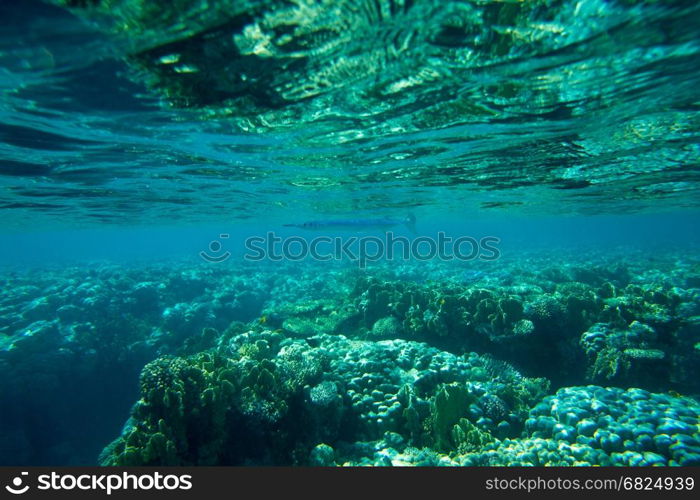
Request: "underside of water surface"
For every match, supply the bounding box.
[0,0,699,466]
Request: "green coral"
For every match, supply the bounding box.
[101,353,237,465]
[355,278,531,343]
[397,384,431,445]
[497,376,551,418]
[590,346,629,381]
[276,342,326,390]
[100,344,314,465]
[238,358,289,422]
[369,316,403,339]
[473,295,525,340]
[431,383,476,451]
[237,339,273,361]
[623,348,665,360]
[451,418,494,454]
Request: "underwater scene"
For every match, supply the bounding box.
[1,0,699,468]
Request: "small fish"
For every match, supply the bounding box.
[284,214,416,233]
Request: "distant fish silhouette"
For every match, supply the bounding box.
[284,214,416,233]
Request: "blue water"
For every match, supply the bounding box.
[1,0,699,466]
[0,213,698,265]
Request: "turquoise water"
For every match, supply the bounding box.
[1,0,699,466]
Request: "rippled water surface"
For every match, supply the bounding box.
[1,0,699,226]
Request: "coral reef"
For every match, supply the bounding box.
[348,258,698,390]
[461,386,700,466]
[1,251,699,466]
[99,330,549,465]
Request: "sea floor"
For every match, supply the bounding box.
[1,248,699,465]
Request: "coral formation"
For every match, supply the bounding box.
[99,330,550,465]
[1,252,699,466]
[461,386,700,466]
